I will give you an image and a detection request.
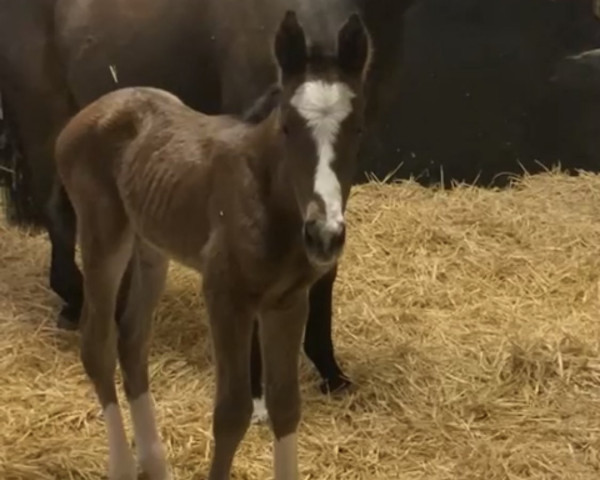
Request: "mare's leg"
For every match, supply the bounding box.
[46,179,83,329]
[76,199,136,480]
[305,266,352,394]
[251,266,349,427]
[203,277,255,480]
[250,321,269,424]
[117,240,170,480]
[259,289,309,480]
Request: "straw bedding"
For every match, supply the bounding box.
[1,170,600,479]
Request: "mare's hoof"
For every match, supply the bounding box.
[57,314,79,331]
[319,374,353,395]
[56,304,80,331]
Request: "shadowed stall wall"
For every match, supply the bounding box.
[358,0,600,187]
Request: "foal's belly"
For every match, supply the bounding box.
[132,213,210,270]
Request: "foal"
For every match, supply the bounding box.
[55,10,372,480]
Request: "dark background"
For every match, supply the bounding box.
[357,0,600,187]
[2,0,600,192]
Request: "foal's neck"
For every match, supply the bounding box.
[246,109,302,225]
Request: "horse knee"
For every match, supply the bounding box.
[213,389,253,438]
[81,339,113,379]
[118,343,150,400]
[212,388,253,456]
[80,321,118,404]
[265,384,301,439]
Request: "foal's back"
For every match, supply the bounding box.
[55,87,261,266]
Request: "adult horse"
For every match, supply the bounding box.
[0,0,413,405]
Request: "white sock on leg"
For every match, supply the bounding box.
[129,393,170,480]
[104,403,136,480]
[273,432,298,480]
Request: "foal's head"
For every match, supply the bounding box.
[272,10,372,269]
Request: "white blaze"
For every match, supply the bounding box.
[290,80,355,230]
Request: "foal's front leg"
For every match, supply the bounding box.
[203,280,255,480]
[259,289,309,480]
[250,267,349,426]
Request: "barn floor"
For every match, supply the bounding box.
[1,171,600,479]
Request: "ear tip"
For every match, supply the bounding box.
[348,11,365,26]
[278,10,302,33]
[283,10,299,24]
[341,11,367,35]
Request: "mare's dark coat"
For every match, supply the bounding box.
[0,0,411,396]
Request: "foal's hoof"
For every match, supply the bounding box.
[56,305,80,331]
[109,460,137,480]
[139,442,171,480]
[109,447,137,480]
[319,374,353,395]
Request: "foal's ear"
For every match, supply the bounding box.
[274,10,307,76]
[337,13,371,76]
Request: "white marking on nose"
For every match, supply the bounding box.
[290,80,355,230]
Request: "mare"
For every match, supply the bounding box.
[54,9,372,480]
[1,0,412,403]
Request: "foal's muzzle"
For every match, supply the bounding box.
[302,218,346,267]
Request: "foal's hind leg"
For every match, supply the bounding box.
[250,321,269,424]
[259,289,309,480]
[117,240,170,480]
[76,200,136,480]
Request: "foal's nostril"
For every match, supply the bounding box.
[303,219,346,262]
[330,223,346,251]
[303,219,320,250]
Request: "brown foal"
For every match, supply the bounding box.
[54,10,372,480]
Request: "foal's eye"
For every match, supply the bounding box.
[282,125,290,135]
